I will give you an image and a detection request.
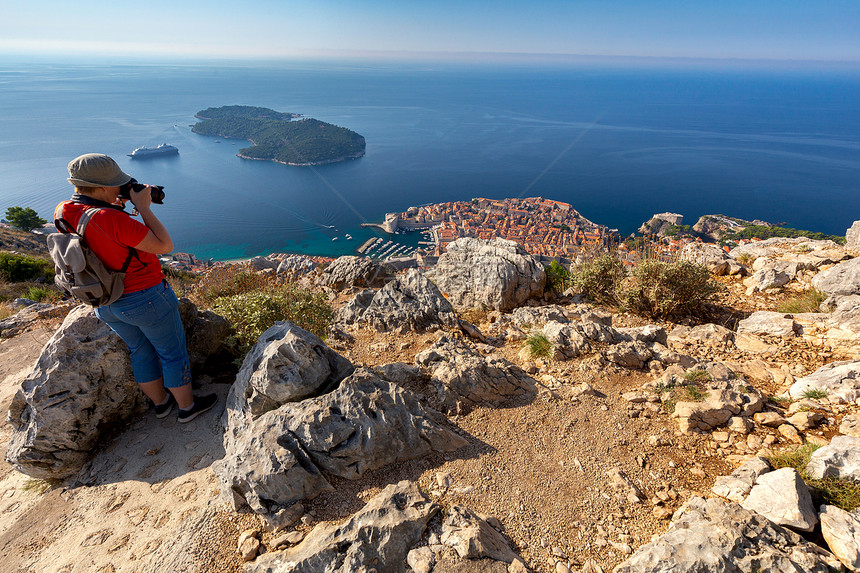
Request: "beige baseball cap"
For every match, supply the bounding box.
[67,153,132,187]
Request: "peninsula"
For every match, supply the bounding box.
[192,105,365,166]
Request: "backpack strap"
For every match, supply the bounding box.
[54,201,76,234]
[74,206,141,273]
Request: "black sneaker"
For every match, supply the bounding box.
[154,392,176,419]
[177,394,218,424]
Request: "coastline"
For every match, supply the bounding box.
[236,150,365,166]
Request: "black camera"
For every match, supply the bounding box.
[118,178,165,204]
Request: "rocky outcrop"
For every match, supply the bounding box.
[711,457,771,502]
[671,378,765,435]
[336,269,459,332]
[848,221,860,251]
[279,370,467,478]
[730,236,843,260]
[737,311,796,338]
[276,255,317,276]
[5,306,144,479]
[216,362,466,511]
[0,302,65,338]
[638,213,683,237]
[806,435,860,482]
[787,360,860,403]
[223,321,354,425]
[614,496,841,572]
[176,298,234,372]
[317,255,390,290]
[441,505,519,563]
[740,468,817,532]
[432,238,545,311]
[543,321,592,360]
[248,481,438,573]
[415,335,535,413]
[820,504,860,571]
[6,301,229,479]
[814,257,860,297]
[678,242,735,275]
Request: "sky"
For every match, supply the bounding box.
[1,0,858,63]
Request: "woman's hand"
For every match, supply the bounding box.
[130,186,153,211]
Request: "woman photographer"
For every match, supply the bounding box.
[58,153,216,423]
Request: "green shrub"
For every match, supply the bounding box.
[191,265,274,306]
[683,368,712,384]
[802,388,828,400]
[524,332,552,359]
[767,444,860,511]
[23,286,59,303]
[570,254,625,306]
[619,259,722,319]
[212,283,333,354]
[0,253,54,283]
[685,386,707,401]
[544,261,571,294]
[777,289,826,314]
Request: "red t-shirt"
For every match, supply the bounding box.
[56,202,164,294]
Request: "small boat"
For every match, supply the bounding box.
[345,234,353,240]
[332,237,338,241]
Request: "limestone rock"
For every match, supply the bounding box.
[614,496,838,573]
[224,321,354,424]
[737,311,796,338]
[5,306,146,478]
[407,546,435,573]
[841,414,860,438]
[216,369,465,511]
[337,269,459,332]
[317,255,390,290]
[282,369,466,478]
[667,323,734,350]
[0,302,61,338]
[542,321,591,360]
[177,298,234,372]
[848,221,860,251]
[441,505,519,563]
[672,381,765,435]
[814,257,860,297]
[214,413,334,513]
[788,360,860,403]
[754,411,787,428]
[510,305,570,327]
[743,263,791,295]
[247,256,278,271]
[806,435,860,482]
[415,335,535,413]
[432,238,545,311]
[820,504,860,571]
[711,457,770,502]
[248,481,438,573]
[787,411,824,431]
[679,242,731,275]
[276,255,317,276]
[741,468,817,532]
[605,341,653,370]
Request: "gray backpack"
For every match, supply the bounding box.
[48,205,137,307]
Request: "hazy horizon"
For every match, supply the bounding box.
[3,1,857,63]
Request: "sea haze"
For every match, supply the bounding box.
[1,57,858,260]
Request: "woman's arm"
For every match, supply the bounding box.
[130,186,174,254]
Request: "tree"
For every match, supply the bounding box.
[4,207,47,232]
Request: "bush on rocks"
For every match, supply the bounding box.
[212,284,333,354]
[569,254,625,306]
[620,259,723,319]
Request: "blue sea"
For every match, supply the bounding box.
[1,56,858,260]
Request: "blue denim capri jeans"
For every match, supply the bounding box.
[95,281,192,389]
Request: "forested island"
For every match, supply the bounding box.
[192,105,366,166]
